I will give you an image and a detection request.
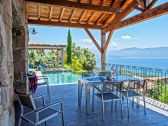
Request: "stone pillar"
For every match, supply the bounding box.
[0,0,14,125]
[61,49,64,67]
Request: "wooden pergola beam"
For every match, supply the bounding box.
[84,28,101,52]
[147,0,158,9]
[136,0,145,9]
[25,0,120,14]
[103,30,113,53]
[104,1,137,26]
[28,19,102,29]
[103,2,168,32]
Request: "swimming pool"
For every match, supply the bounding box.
[43,71,80,84]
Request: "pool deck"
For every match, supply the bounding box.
[15,84,168,126]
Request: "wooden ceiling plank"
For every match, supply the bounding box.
[28,19,102,29]
[84,28,101,52]
[79,10,86,23]
[49,6,53,20]
[147,0,158,9]
[38,4,40,19]
[88,12,95,23]
[70,10,75,22]
[25,0,120,14]
[60,8,65,21]
[104,14,116,25]
[96,13,106,25]
[103,2,168,32]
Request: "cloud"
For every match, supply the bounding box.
[112,41,118,47]
[121,35,138,40]
[121,35,132,40]
[80,38,92,43]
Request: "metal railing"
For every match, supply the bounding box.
[104,63,168,106]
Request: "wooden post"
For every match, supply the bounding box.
[101,30,106,72]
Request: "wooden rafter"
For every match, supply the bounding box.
[103,2,168,32]
[110,0,115,7]
[88,12,95,24]
[104,0,137,27]
[112,0,122,9]
[84,28,101,52]
[38,4,40,19]
[103,30,113,53]
[25,0,120,14]
[70,10,75,23]
[96,13,106,25]
[101,0,105,6]
[134,6,144,12]
[60,8,65,21]
[147,0,158,9]
[104,14,116,25]
[49,6,53,20]
[28,19,102,29]
[136,0,145,9]
[79,10,86,23]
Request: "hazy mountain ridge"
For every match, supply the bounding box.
[108,47,168,57]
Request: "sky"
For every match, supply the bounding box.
[29,1,168,56]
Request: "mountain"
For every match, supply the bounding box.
[108,47,168,57]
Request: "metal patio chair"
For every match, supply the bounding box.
[37,76,50,99]
[120,79,147,117]
[78,71,95,106]
[92,81,123,121]
[15,93,64,126]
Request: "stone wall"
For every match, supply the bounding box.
[0,0,28,125]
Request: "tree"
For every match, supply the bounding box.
[67,29,72,64]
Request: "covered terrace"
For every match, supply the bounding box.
[0,0,168,126]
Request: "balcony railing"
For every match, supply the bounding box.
[104,63,168,109]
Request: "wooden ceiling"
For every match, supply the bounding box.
[26,0,137,29]
[25,0,168,32]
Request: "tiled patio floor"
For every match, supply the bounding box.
[15,84,168,126]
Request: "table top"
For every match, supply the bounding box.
[80,75,140,85]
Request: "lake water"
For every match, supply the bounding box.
[96,57,168,69]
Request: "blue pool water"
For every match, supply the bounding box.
[43,72,80,84]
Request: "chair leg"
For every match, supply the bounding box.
[143,96,146,115]
[18,117,22,126]
[132,98,134,107]
[61,103,65,126]
[101,101,105,122]
[47,84,50,100]
[45,121,47,126]
[127,97,130,118]
[92,87,95,113]
[120,99,123,119]
[111,100,113,113]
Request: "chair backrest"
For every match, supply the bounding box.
[81,72,94,77]
[97,72,109,76]
[16,93,36,110]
